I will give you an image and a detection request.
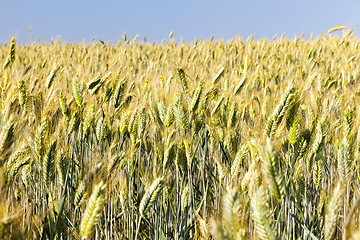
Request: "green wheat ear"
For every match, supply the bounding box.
[21,64,31,77]
[72,75,83,107]
[339,107,353,183]
[95,112,106,143]
[162,140,175,171]
[325,182,344,240]
[189,79,203,113]
[45,62,59,89]
[74,179,87,207]
[137,107,146,139]
[164,104,174,127]
[211,94,225,117]
[112,77,126,109]
[266,84,295,139]
[17,79,27,107]
[181,185,190,211]
[56,150,68,186]
[231,144,248,180]
[139,177,164,217]
[33,119,48,161]
[196,212,211,240]
[87,73,102,90]
[80,181,106,239]
[0,116,15,158]
[222,188,240,236]
[2,56,11,69]
[264,138,285,200]
[9,37,15,63]
[227,100,237,128]
[173,95,189,134]
[107,152,125,175]
[233,77,247,96]
[176,68,188,95]
[59,91,68,118]
[6,143,30,184]
[306,119,325,172]
[67,110,80,134]
[251,186,277,240]
[42,139,57,189]
[212,66,225,85]
[3,37,15,69]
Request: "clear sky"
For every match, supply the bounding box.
[0,0,359,44]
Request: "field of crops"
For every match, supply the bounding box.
[0,29,360,239]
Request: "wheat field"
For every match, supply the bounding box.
[0,29,360,239]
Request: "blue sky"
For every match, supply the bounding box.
[0,0,359,44]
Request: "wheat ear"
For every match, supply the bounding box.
[72,75,83,107]
[139,177,164,217]
[264,138,285,200]
[176,68,189,95]
[87,73,102,90]
[80,181,106,239]
[251,186,277,240]
[112,77,126,109]
[2,37,15,69]
[328,26,347,33]
[46,62,59,89]
[231,144,248,180]
[18,79,27,107]
[266,84,295,139]
[325,182,344,240]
